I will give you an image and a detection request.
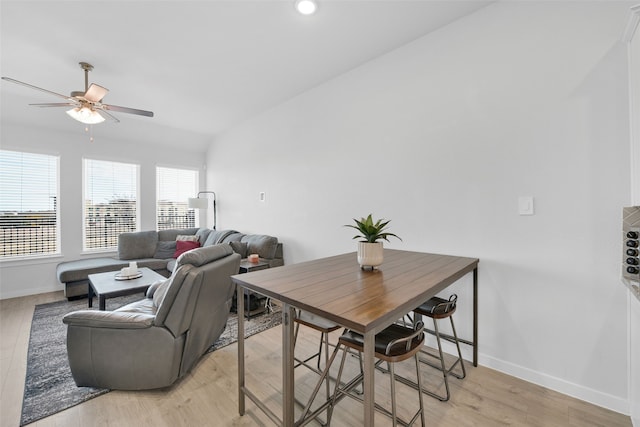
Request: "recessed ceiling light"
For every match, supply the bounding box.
[295,0,317,15]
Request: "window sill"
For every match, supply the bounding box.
[0,254,64,267]
[81,249,118,256]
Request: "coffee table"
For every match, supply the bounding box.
[87,267,166,310]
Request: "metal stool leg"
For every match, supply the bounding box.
[418,318,451,401]
[296,343,343,426]
[389,361,398,426]
[293,314,343,426]
[448,315,466,380]
[414,353,426,427]
[326,347,350,425]
[419,313,469,401]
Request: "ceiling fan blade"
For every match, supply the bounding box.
[84,83,108,102]
[97,109,120,123]
[29,102,77,108]
[1,76,73,101]
[103,104,154,117]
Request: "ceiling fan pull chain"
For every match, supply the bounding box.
[84,124,94,143]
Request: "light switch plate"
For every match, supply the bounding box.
[518,196,534,215]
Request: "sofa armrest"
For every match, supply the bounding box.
[146,278,168,298]
[63,310,154,329]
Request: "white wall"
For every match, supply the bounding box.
[0,123,207,299]
[207,1,634,415]
[625,5,640,425]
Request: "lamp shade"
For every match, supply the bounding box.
[188,197,209,209]
[66,106,106,124]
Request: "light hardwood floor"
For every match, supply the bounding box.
[0,291,632,427]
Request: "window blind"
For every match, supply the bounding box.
[0,150,60,258]
[156,166,198,230]
[84,158,139,250]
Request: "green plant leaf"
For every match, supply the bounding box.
[343,214,402,243]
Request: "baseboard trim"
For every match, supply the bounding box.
[479,353,630,416]
[0,284,63,300]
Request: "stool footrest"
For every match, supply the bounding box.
[418,351,466,379]
[334,373,419,427]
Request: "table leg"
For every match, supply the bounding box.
[363,331,375,425]
[99,295,106,311]
[238,283,246,415]
[473,266,478,367]
[282,304,295,426]
[87,283,94,308]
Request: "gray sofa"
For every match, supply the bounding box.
[56,228,283,298]
[63,244,241,390]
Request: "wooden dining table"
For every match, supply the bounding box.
[232,249,479,426]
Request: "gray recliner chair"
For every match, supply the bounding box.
[62,244,241,390]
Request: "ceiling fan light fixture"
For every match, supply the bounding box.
[295,0,317,15]
[66,106,105,124]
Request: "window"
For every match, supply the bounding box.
[0,150,60,259]
[83,159,139,251]
[156,166,198,230]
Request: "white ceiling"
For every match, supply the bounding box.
[1,0,491,150]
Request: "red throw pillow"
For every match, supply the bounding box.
[173,240,200,258]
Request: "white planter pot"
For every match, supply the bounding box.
[357,242,384,269]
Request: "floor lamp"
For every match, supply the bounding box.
[188,191,217,230]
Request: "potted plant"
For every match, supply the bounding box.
[345,214,402,269]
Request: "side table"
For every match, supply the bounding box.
[239,260,270,274]
[236,260,270,318]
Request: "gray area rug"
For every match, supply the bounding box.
[21,295,281,426]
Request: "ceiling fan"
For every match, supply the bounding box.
[1,61,154,125]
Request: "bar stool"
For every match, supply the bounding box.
[414,294,466,402]
[293,311,341,425]
[327,322,426,427]
[294,310,341,372]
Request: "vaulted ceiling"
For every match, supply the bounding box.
[1,1,491,150]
